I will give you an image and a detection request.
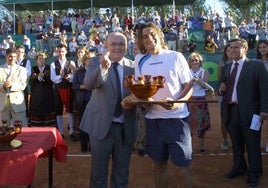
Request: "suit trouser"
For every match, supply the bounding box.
[226,104,262,178]
[89,123,132,188]
[2,96,27,126]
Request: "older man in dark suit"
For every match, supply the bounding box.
[79,32,137,188]
[219,38,268,187]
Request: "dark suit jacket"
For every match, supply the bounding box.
[219,58,268,126]
[72,66,90,105]
[79,56,137,146]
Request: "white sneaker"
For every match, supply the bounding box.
[221,140,228,151]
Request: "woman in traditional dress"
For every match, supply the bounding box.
[29,52,56,126]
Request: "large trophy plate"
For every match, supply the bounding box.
[124,75,218,104]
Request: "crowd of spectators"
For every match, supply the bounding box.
[0,9,267,59]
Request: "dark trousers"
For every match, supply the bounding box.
[24,87,29,117]
[89,123,132,188]
[248,34,256,49]
[78,101,90,151]
[226,104,263,178]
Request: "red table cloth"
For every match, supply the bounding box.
[0,127,68,185]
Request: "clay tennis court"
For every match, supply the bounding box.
[3,95,268,188]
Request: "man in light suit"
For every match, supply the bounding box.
[0,49,28,126]
[219,38,268,187]
[79,32,137,188]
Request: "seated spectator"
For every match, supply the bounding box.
[77,30,87,46]
[165,27,177,51]
[188,39,197,52]
[0,39,10,58]
[238,21,249,40]
[205,35,218,53]
[27,47,37,59]
[22,35,31,54]
[68,36,78,57]
[6,35,15,50]
[112,22,123,32]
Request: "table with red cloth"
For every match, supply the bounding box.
[0,127,68,186]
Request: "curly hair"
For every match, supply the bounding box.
[136,22,167,54]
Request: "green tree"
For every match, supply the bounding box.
[220,0,266,23]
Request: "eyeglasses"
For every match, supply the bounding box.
[107,43,126,47]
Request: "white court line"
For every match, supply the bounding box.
[66,153,268,157]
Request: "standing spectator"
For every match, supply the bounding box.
[34,15,44,31]
[177,25,188,52]
[217,44,231,151]
[134,22,193,188]
[54,27,61,47]
[84,14,92,35]
[47,24,56,56]
[77,14,85,32]
[70,14,77,33]
[79,32,137,187]
[247,18,257,49]
[219,38,268,187]
[61,13,71,32]
[111,13,119,31]
[54,15,62,30]
[29,52,56,126]
[72,46,88,130]
[0,49,27,126]
[16,45,32,119]
[35,26,44,52]
[256,40,268,152]
[45,12,54,31]
[203,18,213,39]
[256,22,267,42]
[256,40,268,68]
[72,52,94,152]
[152,11,161,24]
[187,52,211,154]
[224,12,234,34]
[24,19,32,34]
[60,29,68,46]
[213,12,223,34]
[124,14,133,30]
[50,44,78,141]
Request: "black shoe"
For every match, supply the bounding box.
[70,133,78,142]
[225,170,245,179]
[138,149,146,157]
[247,177,258,187]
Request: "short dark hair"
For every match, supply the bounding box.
[6,48,17,55]
[16,45,25,50]
[57,44,67,49]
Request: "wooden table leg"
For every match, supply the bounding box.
[48,149,53,188]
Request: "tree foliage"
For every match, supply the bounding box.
[219,0,266,23]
